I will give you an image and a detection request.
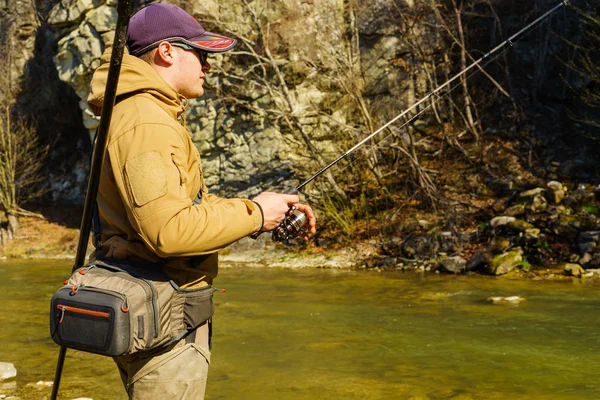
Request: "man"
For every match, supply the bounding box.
[87,3,316,398]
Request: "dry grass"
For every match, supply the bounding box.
[0,205,90,259]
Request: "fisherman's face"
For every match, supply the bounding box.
[173,46,211,99]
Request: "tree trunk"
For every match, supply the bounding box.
[7,213,18,238]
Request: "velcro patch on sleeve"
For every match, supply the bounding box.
[125,151,168,207]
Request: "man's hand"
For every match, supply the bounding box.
[252,192,317,237]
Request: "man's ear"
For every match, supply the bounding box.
[155,41,176,66]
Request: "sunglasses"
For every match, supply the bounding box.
[170,42,209,65]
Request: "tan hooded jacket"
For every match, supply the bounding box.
[87,48,263,285]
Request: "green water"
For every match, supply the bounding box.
[0,260,599,400]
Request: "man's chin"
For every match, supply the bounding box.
[186,89,205,99]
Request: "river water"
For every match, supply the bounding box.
[0,259,598,400]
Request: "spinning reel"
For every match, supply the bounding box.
[272,206,308,242]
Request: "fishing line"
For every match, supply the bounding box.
[288,0,570,195]
[294,42,516,193]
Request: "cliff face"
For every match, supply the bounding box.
[1,0,588,205]
[45,0,437,198]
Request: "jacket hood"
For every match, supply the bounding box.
[88,46,184,118]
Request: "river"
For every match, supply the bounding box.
[0,259,598,399]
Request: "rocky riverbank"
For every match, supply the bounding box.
[225,178,600,283]
[2,179,600,283]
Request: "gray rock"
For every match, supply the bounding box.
[466,251,492,272]
[438,256,467,274]
[578,241,597,254]
[579,231,600,244]
[490,216,515,228]
[0,362,16,380]
[583,253,600,269]
[485,249,523,275]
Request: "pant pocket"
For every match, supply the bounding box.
[129,342,211,400]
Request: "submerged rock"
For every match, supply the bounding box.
[487,296,526,304]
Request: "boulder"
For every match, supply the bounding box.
[438,256,467,274]
[583,253,600,270]
[466,251,492,272]
[563,263,586,277]
[485,249,523,275]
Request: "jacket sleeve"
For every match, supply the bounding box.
[108,123,263,257]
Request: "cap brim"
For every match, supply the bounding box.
[181,32,236,53]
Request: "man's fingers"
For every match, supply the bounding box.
[284,194,300,206]
[294,203,317,235]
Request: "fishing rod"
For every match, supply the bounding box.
[271,0,570,242]
[49,1,135,399]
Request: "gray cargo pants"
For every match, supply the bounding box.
[114,321,211,399]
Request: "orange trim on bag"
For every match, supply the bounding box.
[57,305,110,318]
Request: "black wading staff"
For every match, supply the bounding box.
[49,1,135,399]
[270,0,570,242]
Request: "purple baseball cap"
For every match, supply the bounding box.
[127,3,236,57]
